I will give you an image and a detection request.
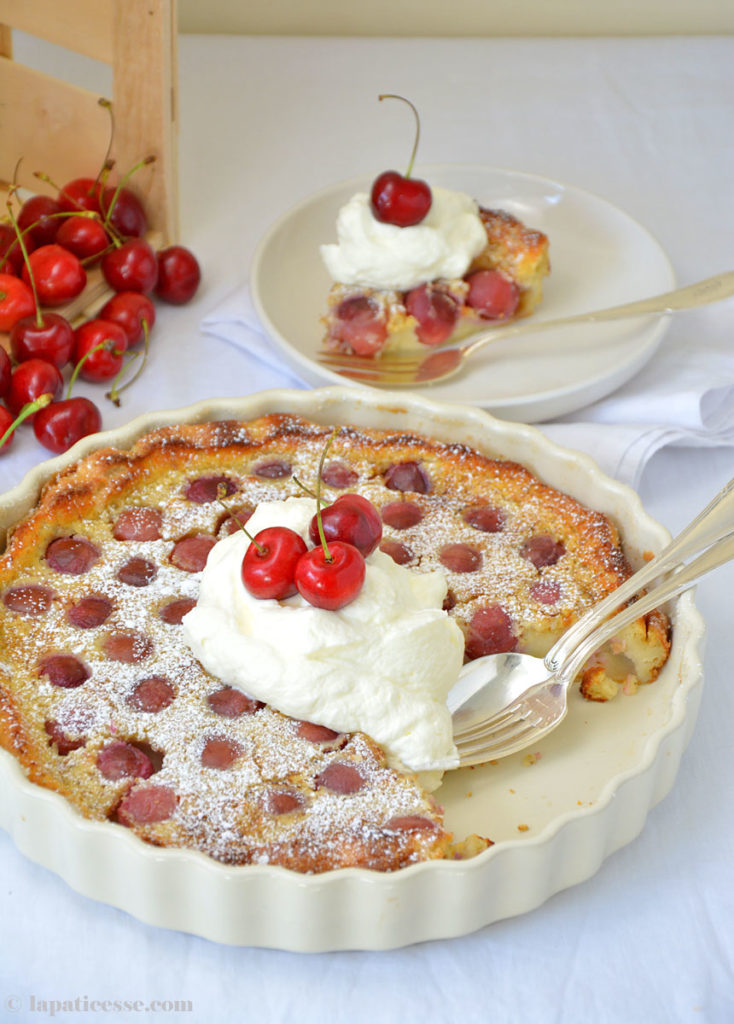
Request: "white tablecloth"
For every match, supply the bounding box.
[1,33,733,1024]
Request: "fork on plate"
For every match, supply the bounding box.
[318,272,734,387]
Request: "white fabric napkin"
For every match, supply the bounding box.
[201,285,734,488]
[542,340,734,487]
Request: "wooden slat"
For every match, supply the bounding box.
[0,0,114,63]
[111,0,179,243]
[0,59,111,193]
[0,59,111,194]
[0,22,11,58]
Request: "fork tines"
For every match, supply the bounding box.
[318,352,422,378]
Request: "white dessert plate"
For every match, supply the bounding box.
[0,387,703,951]
[251,166,675,422]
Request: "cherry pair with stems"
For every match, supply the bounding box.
[228,432,383,611]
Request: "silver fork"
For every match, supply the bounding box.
[318,272,734,387]
[449,476,734,767]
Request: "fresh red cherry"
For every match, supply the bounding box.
[295,540,366,611]
[33,396,102,453]
[102,238,158,293]
[73,319,128,382]
[0,348,11,399]
[22,244,87,306]
[369,95,432,228]
[297,427,367,609]
[241,527,308,600]
[56,215,110,261]
[405,284,458,346]
[10,312,75,368]
[17,194,62,247]
[99,291,155,345]
[465,269,520,320]
[7,358,63,416]
[155,245,201,304]
[0,223,33,275]
[308,494,382,556]
[58,177,103,215]
[0,273,35,331]
[371,171,432,228]
[101,185,147,238]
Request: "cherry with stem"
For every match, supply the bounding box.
[73,319,129,383]
[294,430,366,610]
[370,94,433,228]
[5,191,75,367]
[101,155,154,238]
[99,291,155,346]
[102,237,158,293]
[17,194,62,247]
[297,434,382,557]
[217,489,307,601]
[32,345,104,454]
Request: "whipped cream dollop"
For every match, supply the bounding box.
[320,185,487,292]
[182,497,463,772]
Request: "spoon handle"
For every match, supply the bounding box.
[547,476,734,674]
[557,529,734,684]
[463,270,734,357]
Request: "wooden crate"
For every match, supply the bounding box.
[0,0,179,245]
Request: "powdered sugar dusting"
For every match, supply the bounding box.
[0,414,648,871]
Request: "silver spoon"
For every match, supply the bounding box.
[446,476,734,766]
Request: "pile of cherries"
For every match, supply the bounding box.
[237,449,383,610]
[0,171,201,456]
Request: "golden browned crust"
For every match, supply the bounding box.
[473,208,551,318]
[0,414,668,872]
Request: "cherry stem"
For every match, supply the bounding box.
[313,428,339,562]
[104,351,140,407]
[378,94,421,179]
[0,392,53,448]
[5,187,42,326]
[66,338,121,399]
[292,475,325,507]
[81,241,116,266]
[102,155,156,232]
[35,115,115,209]
[33,170,62,193]
[105,318,150,405]
[215,487,265,554]
[96,98,116,193]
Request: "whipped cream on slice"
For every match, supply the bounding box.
[182,497,463,773]
[320,185,487,292]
